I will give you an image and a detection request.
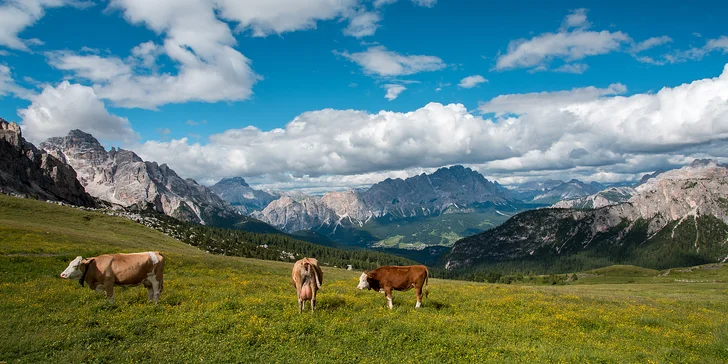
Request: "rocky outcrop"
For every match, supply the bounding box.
[210,177,277,213]
[40,130,238,225]
[0,119,96,207]
[254,165,516,232]
[446,160,728,270]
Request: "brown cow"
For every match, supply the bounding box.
[356,265,429,309]
[292,257,323,313]
[60,252,164,304]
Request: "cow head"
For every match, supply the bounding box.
[60,256,94,286]
[60,256,84,279]
[356,272,370,290]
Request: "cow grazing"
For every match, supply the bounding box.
[60,252,164,304]
[357,265,429,309]
[292,258,323,313]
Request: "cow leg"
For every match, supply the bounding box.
[385,288,393,309]
[415,286,422,308]
[311,292,316,313]
[298,298,304,314]
[143,279,154,301]
[104,280,114,304]
[146,272,161,303]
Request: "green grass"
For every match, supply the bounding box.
[2,195,728,362]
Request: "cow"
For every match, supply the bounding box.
[292,257,323,313]
[356,265,429,309]
[60,252,164,304]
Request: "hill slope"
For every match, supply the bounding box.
[1,195,727,362]
[446,160,728,274]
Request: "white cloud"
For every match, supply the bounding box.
[411,0,437,7]
[46,0,260,109]
[496,29,630,71]
[458,75,487,88]
[18,81,137,143]
[706,36,728,53]
[635,36,728,65]
[552,63,589,74]
[495,9,680,72]
[0,64,32,99]
[383,84,406,100]
[215,0,357,37]
[0,0,91,51]
[479,82,626,116]
[133,63,728,189]
[560,8,590,30]
[343,11,380,38]
[630,36,672,53]
[337,46,446,77]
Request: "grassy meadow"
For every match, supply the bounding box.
[1,194,728,363]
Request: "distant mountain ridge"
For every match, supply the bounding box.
[210,177,277,214]
[0,119,97,207]
[510,179,605,204]
[445,160,728,272]
[40,130,241,226]
[253,165,516,234]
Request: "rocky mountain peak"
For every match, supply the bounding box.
[0,119,96,206]
[39,129,238,225]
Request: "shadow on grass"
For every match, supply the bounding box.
[426,299,450,310]
[318,296,348,310]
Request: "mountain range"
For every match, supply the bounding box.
[40,130,246,227]
[444,159,728,273]
[209,177,277,214]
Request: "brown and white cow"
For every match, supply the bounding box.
[60,252,164,304]
[292,257,323,313]
[357,265,429,309]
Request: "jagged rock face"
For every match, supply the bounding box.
[210,177,277,213]
[40,130,237,225]
[253,196,339,232]
[361,165,512,218]
[255,165,515,232]
[445,161,728,270]
[553,187,635,209]
[0,119,96,207]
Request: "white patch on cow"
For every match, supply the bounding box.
[148,252,159,265]
[60,256,83,279]
[356,272,369,290]
[146,272,160,302]
[416,301,421,308]
[387,297,393,309]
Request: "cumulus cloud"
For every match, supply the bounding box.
[336,46,446,77]
[18,81,137,143]
[458,75,487,88]
[44,0,259,109]
[132,64,728,189]
[132,63,728,189]
[0,0,91,51]
[383,84,406,100]
[215,0,357,37]
[630,36,673,53]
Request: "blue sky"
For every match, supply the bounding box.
[1,0,728,191]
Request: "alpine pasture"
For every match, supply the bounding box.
[1,195,727,363]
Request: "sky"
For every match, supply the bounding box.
[1,0,728,193]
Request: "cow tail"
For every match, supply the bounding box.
[314,266,322,289]
[424,269,429,299]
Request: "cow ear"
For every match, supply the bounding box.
[81,258,95,266]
